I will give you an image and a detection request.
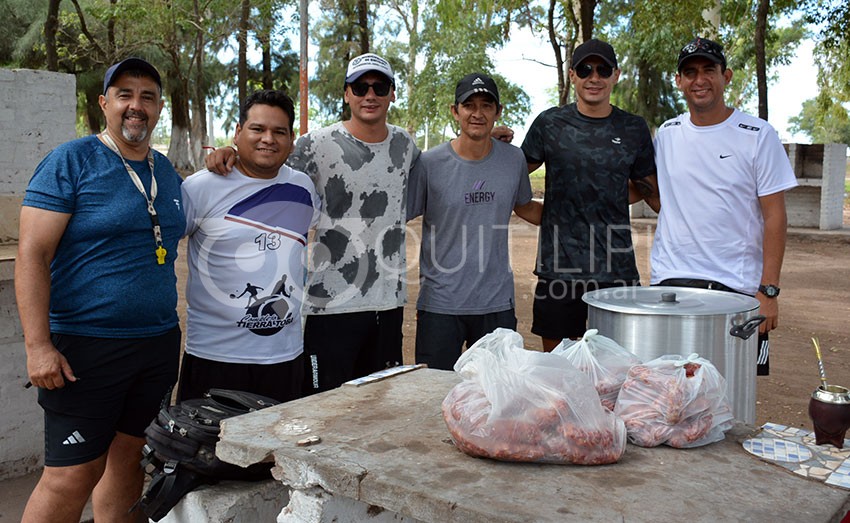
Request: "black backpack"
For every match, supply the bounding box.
[135,389,280,521]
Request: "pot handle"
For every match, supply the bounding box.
[729,315,766,340]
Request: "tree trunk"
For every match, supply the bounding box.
[405,0,419,135]
[107,0,116,57]
[548,0,567,106]
[190,0,208,168]
[574,0,596,42]
[45,0,60,71]
[260,28,273,89]
[357,0,369,54]
[84,82,104,134]
[190,97,206,169]
[238,0,250,105]
[167,80,194,173]
[755,0,770,120]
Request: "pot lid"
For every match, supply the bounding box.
[582,286,760,316]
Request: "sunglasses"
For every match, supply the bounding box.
[349,81,391,97]
[574,62,614,79]
[681,39,725,59]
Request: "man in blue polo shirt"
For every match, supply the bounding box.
[16,58,184,523]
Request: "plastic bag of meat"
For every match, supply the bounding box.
[442,328,627,465]
[552,329,642,410]
[614,353,734,448]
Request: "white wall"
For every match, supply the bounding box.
[0,68,76,244]
[0,68,75,479]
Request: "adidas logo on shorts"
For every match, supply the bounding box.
[62,430,86,445]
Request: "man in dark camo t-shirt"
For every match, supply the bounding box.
[521,39,661,351]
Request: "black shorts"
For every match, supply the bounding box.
[532,279,637,340]
[176,352,305,403]
[415,309,517,371]
[39,327,181,467]
[302,308,403,395]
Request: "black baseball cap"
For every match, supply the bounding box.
[454,73,500,105]
[571,39,618,69]
[103,58,162,95]
[677,37,727,71]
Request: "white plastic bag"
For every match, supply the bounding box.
[552,329,642,410]
[614,353,734,448]
[442,328,627,465]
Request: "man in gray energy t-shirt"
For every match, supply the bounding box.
[407,73,542,370]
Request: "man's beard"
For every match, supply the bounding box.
[122,110,149,143]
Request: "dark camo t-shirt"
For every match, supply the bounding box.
[521,103,655,283]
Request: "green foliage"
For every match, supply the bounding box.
[409,0,530,143]
[600,0,806,129]
[602,0,710,128]
[3,0,847,150]
[788,91,850,145]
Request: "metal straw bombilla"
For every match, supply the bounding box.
[812,337,828,389]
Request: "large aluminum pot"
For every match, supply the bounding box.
[583,286,764,424]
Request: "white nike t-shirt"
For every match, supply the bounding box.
[651,109,798,295]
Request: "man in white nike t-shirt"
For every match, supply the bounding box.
[650,37,798,376]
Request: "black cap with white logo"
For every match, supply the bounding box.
[454,73,500,105]
[677,37,727,71]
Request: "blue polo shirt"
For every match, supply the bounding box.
[23,135,184,338]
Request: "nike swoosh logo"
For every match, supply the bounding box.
[720,154,733,159]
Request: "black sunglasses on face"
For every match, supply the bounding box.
[574,62,614,79]
[349,81,391,97]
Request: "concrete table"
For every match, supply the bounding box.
[217,368,850,522]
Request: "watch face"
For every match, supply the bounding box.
[761,285,780,297]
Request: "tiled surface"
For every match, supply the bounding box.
[743,422,850,489]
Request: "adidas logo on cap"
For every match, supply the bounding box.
[455,72,500,105]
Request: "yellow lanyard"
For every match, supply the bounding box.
[101,131,167,265]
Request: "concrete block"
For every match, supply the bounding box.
[0,334,42,480]
[784,143,848,230]
[819,143,847,230]
[629,200,657,219]
[279,486,423,523]
[0,194,22,244]
[156,479,289,523]
[787,186,821,228]
[0,279,23,338]
[0,68,75,194]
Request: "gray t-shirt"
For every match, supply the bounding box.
[407,139,532,315]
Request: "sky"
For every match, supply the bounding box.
[492,29,819,145]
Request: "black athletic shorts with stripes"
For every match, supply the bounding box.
[38,327,180,466]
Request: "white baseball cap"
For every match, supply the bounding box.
[345,53,394,85]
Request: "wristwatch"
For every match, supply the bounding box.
[758,284,780,298]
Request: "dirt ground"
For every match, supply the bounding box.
[175,213,850,431]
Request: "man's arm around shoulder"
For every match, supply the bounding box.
[514,199,542,225]
[16,207,76,389]
[629,174,661,213]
